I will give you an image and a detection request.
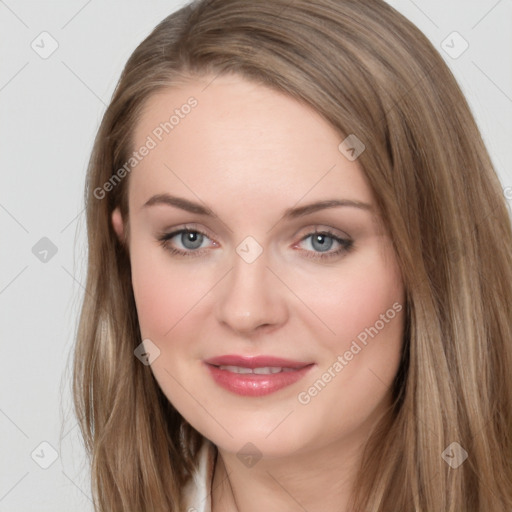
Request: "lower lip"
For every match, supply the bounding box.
[204,363,314,397]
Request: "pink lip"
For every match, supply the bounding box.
[203,354,315,397]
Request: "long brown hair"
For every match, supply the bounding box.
[72,0,512,510]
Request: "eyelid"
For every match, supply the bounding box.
[161,222,213,236]
[159,222,350,242]
[294,224,351,240]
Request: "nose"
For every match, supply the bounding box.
[214,247,289,336]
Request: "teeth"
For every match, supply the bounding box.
[219,365,253,374]
[218,365,294,374]
[254,366,282,374]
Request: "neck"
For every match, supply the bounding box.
[211,436,365,512]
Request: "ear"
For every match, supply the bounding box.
[111,207,125,242]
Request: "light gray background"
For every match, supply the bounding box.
[1,1,511,510]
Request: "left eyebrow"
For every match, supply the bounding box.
[282,199,373,219]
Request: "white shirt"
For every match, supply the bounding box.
[182,439,217,512]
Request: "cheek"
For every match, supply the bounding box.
[291,253,405,445]
[129,238,215,340]
[294,246,404,350]
[290,243,405,416]
[130,242,199,340]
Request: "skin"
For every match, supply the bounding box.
[112,73,405,512]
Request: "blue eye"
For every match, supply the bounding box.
[310,233,335,252]
[297,231,353,260]
[177,231,205,250]
[157,227,353,261]
[158,228,211,256]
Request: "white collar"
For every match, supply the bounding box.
[182,439,217,512]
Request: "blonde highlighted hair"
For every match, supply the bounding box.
[73,0,512,510]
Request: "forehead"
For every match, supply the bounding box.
[128,74,373,213]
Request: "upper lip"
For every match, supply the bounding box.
[204,355,313,369]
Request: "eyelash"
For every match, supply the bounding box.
[298,230,353,260]
[157,226,353,261]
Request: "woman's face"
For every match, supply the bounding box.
[112,74,405,459]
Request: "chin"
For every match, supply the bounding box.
[202,419,316,460]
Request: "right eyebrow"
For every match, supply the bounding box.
[141,194,214,215]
